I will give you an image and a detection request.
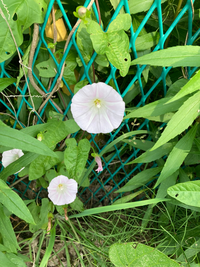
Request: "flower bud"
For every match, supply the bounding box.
[78,7,87,18]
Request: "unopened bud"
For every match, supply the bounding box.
[78,7,87,18]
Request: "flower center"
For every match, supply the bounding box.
[58,184,64,191]
[94,99,101,108]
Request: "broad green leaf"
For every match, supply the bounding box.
[129,0,166,14]
[7,253,28,267]
[128,142,174,164]
[0,204,19,253]
[87,14,131,77]
[109,242,180,267]
[0,180,35,224]
[64,138,90,183]
[95,54,109,67]
[152,91,200,150]
[29,198,49,232]
[0,78,16,93]
[0,152,39,181]
[29,151,63,180]
[154,124,197,188]
[135,32,159,51]
[131,46,200,67]
[0,125,57,157]
[69,198,169,218]
[70,197,84,212]
[36,57,57,78]
[77,21,93,64]
[74,79,89,94]
[167,181,200,208]
[0,0,47,62]
[116,167,162,193]
[107,14,132,32]
[124,96,187,119]
[0,251,17,267]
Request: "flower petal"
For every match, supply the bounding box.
[71,82,125,134]
[47,175,78,206]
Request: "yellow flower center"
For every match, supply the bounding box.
[94,99,101,108]
[58,184,64,190]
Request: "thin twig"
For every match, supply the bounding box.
[38,0,95,115]
[28,24,63,115]
[0,8,44,124]
[9,175,28,188]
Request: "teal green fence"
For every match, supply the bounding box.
[0,0,198,204]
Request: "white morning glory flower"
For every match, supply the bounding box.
[2,149,24,173]
[71,82,125,134]
[47,175,78,206]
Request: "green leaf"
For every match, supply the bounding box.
[113,189,146,204]
[109,242,180,267]
[87,14,132,77]
[122,138,154,151]
[165,78,188,98]
[0,125,57,157]
[16,45,31,87]
[8,253,28,267]
[167,181,200,208]
[69,198,169,218]
[29,151,62,180]
[0,180,35,224]
[168,69,200,102]
[74,79,88,94]
[36,57,57,78]
[0,251,17,267]
[124,96,187,119]
[130,142,174,164]
[152,91,200,150]
[29,199,49,232]
[116,166,162,193]
[0,78,16,93]
[135,32,160,51]
[0,204,19,253]
[131,46,200,67]
[0,0,47,62]
[70,197,84,212]
[77,21,93,64]
[107,14,132,32]
[154,124,197,188]
[64,138,91,183]
[39,224,56,267]
[129,0,154,14]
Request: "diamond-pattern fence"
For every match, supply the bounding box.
[0,0,198,205]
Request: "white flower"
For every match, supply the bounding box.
[47,175,78,206]
[71,82,125,134]
[2,149,24,173]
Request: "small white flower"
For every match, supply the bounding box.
[47,175,78,206]
[71,82,125,134]
[2,149,24,173]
